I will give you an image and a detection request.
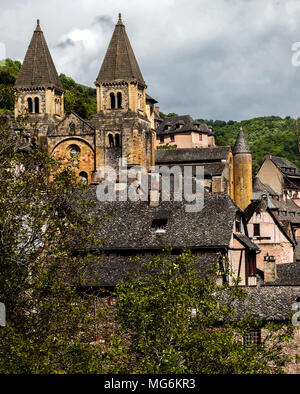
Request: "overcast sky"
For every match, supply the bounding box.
[2,0,300,120]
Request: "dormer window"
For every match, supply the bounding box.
[176,123,183,129]
[151,218,168,233]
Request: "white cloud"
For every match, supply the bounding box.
[1,0,300,120]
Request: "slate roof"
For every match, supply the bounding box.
[95,14,145,86]
[14,20,63,91]
[232,127,251,154]
[269,155,300,177]
[229,287,300,321]
[234,233,259,251]
[155,146,231,164]
[156,115,211,136]
[272,263,300,285]
[82,191,242,251]
[253,175,277,195]
[82,252,220,287]
[146,94,158,104]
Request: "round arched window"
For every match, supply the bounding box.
[79,171,88,184]
[69,144,80,157]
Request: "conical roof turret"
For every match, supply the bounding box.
[233,127,251,154]
[95,14,145,86]
[14,20,63,91]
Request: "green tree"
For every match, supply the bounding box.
[0,117,104,373]
[113,251,292,374]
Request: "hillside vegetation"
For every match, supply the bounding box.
[0,58,299,173]
[197,117,300,174]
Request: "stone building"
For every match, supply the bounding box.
[80,191,259,288]
[156,115,215,149]
[13,17,254,211]
[257,155,300,207]
[14,16,156,184]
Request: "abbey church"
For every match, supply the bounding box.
[9,14,300,372]
[13,15,252,210]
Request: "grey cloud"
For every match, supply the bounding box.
[56,38,75,49]
[92,15,114,31]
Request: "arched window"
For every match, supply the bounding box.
[115,133,121,147]
[108,133,114,148]
[110,93,116,109]
[34,97,39,113]
[69,144,80,157]
[27,98,33,113]
[117,92,122,109]
[79,171,88,184]
[69,122,75,133]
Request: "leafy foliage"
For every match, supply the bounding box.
[112,251,292,374]
[59,73,96,119]
[0,117,105,373]
[0,59,21,114]
[197,116,300,175]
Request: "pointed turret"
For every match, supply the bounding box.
[15,20,63,91]
[233,127,251,154]
[233,127,252,210]
[14,20,64,119]
[95,14,147,115]
[96,13,145,86]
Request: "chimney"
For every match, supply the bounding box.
[264,254,277,283]
[154,106,160,116]
[149,171,160,206]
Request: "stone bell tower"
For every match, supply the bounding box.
[233,127,252,210]
[91,13,155,172]
[14,20,64,121]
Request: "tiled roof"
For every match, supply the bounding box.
[155,146,231,164]
[229,287,300,321]
[14,20,63,91]
[156,115,211,135]
[81,192,241,250]
[95,14,145,85]
[81,252,220,287]
[269,155,300,176]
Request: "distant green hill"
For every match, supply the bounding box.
[196,117,300,175]
[1,59,299,174]
[0,58,96,119]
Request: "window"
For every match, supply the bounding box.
[199,134,202,141]
[151,218,168,233]
[27,98,33,113]
[108,133,114,148]
[69,144,80,157]
[235,219,241,232]
[117,92,122,109]
[110,93,116,109]
[69,122,75,133]
[79,171,88,184]
[34,97,39,113]
[170,134,174,142]
[115,133,121,147]
[160,135,164,144]
[253,223,260,237]
[243,328,261,346]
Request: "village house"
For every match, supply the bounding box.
[9,14,300,373]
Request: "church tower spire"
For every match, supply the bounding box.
[95,13,146,115]
[14,20,64,119]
